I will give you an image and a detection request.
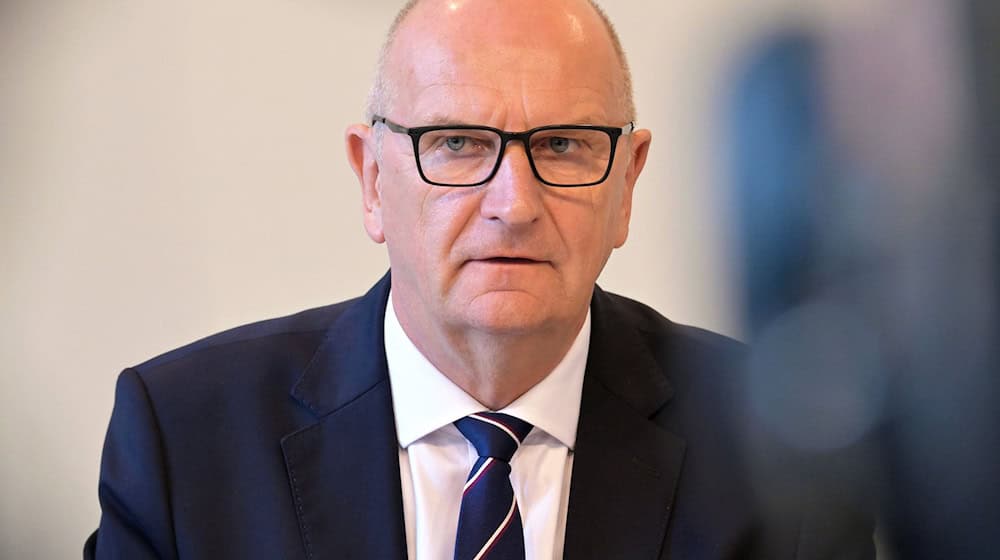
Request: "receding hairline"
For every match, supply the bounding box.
[364,0,636,124]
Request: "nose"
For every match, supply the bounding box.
[479,141,544,226]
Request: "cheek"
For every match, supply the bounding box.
[581,191,625,265]
[423,189,483,246]
[599,182,629,238]
[551,198,612,264]
[588,184,623,232]
[382,181,477,270]
[378,177,428,271]
[379,190,415,246]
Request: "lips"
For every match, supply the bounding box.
[480,257,541,264]
[464,255,550,267]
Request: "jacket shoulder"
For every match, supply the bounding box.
[135,297,362,372]
[599,289,745,358]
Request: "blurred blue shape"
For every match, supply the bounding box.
[728,32,825,334]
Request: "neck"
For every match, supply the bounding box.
[392,297,587,410]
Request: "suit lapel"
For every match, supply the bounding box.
[281,274,408,560]
[563,287,686,560]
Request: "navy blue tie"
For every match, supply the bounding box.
[453,412,534,560]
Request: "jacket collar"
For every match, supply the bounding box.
[289,273,393,417]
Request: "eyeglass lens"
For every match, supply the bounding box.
[417,128,613,186]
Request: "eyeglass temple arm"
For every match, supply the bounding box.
[371,115,410,134]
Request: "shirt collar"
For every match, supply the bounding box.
[384,292,589,450]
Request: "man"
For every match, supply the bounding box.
[86,0,875,558]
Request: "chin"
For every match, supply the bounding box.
[455,291,559,335]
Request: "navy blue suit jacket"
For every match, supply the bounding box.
[85,273,874,559]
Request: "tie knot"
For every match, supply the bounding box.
[454,412,533,462]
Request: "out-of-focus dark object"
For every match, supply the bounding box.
[880,0,1000,556]
[727,31,882,558]
[725,1,999,557]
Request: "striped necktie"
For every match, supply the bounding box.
[453,412,534,560]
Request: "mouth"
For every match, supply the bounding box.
[479,257,543,265]
[465,256,550,268]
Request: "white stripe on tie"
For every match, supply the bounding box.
[472,495,517,560]
[470,413,521,444]
[463,457,494,494]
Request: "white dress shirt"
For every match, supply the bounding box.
[384,295,590,560]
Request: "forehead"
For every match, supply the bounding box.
[387,0,624,124]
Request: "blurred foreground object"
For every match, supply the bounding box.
[725,0,999,557]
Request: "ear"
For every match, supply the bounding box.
[345,123,385,243]
[613,128,651,248]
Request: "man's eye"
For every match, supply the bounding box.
[548,137,573,153]
[445,136,467,151]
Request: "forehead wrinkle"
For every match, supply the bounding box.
[407,82,504,121]
[522,87,614,124]
[408,80,615,126]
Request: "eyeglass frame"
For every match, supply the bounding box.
[371,115,636,188]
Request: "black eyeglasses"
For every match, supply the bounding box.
[372,115,634,187]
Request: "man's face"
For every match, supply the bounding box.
[350,0,650,339]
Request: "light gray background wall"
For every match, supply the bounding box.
[1,1,865,557]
